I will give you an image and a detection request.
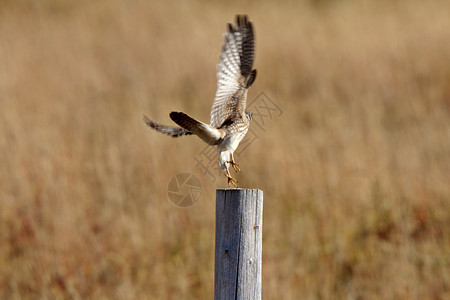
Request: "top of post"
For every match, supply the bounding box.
[216,188,262,192]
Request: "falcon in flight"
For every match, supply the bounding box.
[144,15,256,187]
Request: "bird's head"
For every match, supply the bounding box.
[245,110,253,122]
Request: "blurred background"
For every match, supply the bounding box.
[0,0,449,299]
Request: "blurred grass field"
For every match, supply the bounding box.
[0,0,449,299]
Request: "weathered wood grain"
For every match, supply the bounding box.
[214,189,263,300]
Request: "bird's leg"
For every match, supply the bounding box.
[227,153,240,172]
[225,169,238,187]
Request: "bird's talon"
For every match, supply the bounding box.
[226,174,238,187]
[227,161,241,172]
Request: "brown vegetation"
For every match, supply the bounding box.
[0,0,449,299]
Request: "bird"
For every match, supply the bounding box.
[144,15,256,187]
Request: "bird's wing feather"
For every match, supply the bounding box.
[170,112,222,144]
[143,115,193,137]
[210,15,255,129]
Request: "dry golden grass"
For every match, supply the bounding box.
[0,0,449,299]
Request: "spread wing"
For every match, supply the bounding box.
[170,112,222,145]
[143,112,220,145]
[210,15,257,129]
[143,115,193,137]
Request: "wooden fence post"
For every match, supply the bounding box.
[214,189,263,300]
